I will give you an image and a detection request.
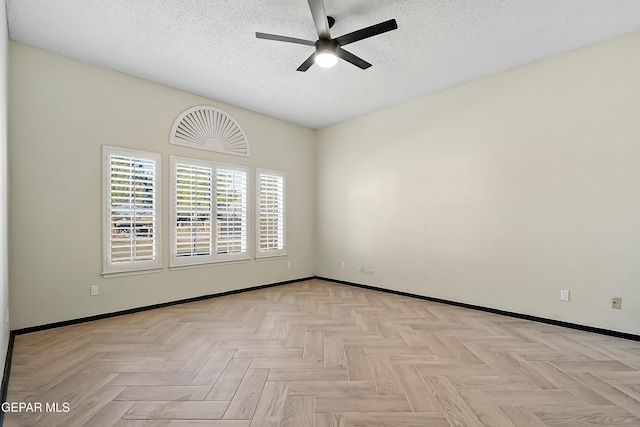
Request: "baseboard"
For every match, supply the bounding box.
[0,332,15,425]
[317,276,640,342]
[17,275,634,341]
[12,276,315,336]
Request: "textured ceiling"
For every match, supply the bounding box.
[7,0,640,129]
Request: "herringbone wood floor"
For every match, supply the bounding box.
[5,279,640,426]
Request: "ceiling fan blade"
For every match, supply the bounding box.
[296,53,316,72]
[256,32,316,46]
[336,47,372,70]
[307,0,331,39]
[335,19,398,46]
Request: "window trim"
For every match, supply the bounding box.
[102,146,162,276]
[256,168,286,259]
[170,156,250,268]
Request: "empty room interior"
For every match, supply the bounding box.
[1,0,640,426]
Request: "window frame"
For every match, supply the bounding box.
[102,146,162,276]
[170,156,250,268]
[256,168,286,259]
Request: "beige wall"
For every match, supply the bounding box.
[316,31,640,335]
[8,42,315,329]
[1,0,10,366]
[8,31,640,336]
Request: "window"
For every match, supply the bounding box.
[102,146,162,275]
[216,167,248,257]
[256,169,285,258]
[175,161,213,260]
[171,157,248,267]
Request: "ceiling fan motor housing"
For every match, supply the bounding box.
[316,38,338,55]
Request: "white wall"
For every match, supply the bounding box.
[316,31,640,335]
[8,42,315,330]
[0,0,10,367]
[8,31,640,336]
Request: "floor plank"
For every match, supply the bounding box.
[123,401,229,420]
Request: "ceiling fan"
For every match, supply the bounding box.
[256,0,398,71]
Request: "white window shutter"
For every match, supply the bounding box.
[103,146,162,275]
[170,157,249,267]
[175,163,213,259]
[216,167,248,258]
[170,106,250,157]
[256,169,286,258]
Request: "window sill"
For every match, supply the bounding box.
[255,254,288,261]
[169,258,251,271]
[102,267,163,279]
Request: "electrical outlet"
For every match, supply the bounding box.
[91,285,99,296]
[287,261,291,269]
[358,264,363,272]
[611,297,621,309]
[560,290,570,301]
[341,262,345,270]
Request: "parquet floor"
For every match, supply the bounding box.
[5,279,640,426]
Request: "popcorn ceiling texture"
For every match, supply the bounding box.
[6,0,640,128]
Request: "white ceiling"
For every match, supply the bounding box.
[6,0,640,129]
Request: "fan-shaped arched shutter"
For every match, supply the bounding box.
[170,106,250,157]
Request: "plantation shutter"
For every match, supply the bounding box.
[257,170,285,258]
[103,147,162,274]
[175,163,213,258]
[170,158,249,267]
[216,167,248,257]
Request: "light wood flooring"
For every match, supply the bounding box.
[5,279,640,426]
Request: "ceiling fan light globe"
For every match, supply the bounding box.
[315,52,337,68]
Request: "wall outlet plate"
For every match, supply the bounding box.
[611,297,622,309]
[91,285,99,296]
[560,290,570,301]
